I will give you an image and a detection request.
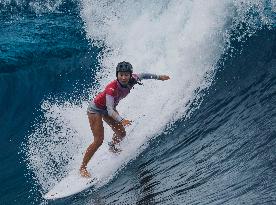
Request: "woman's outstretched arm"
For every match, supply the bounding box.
[136,73,170,81]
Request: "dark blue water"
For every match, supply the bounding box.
[1,1,276,205]
[0,4,98,204]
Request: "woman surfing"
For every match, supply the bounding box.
[80,61,170,178]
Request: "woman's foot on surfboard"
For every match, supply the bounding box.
[79,166,91,178]
[108,142,122,153]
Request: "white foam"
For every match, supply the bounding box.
[25,0,274,195]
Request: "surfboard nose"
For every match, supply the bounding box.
[43,170,98,200]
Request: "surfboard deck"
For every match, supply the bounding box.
[43,170,98,200]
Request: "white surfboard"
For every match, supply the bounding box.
[43,124,138,200]
[43,170,98,200]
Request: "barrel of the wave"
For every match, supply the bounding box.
[44,62,170,199]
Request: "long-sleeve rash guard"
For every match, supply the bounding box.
[93,73,159,122]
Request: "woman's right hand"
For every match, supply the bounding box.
[158,75,170,81]
[121,119,132,126]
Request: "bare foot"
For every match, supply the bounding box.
[80,166,91,178]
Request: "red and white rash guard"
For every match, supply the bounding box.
[93,73,159,122]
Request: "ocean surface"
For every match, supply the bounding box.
[1,0,276,204]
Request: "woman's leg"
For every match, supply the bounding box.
[80,113,104,178]
[102,115,126,145]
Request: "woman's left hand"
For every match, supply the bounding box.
[158,75,170,81]
[121,119,132,126]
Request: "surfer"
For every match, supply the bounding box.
[80,61,170,178]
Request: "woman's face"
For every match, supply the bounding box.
[117,72,131,85]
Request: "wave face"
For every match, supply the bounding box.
[88,28,276,205]
[1,0,276,204]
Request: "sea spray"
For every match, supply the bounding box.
[25,0,275,194]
